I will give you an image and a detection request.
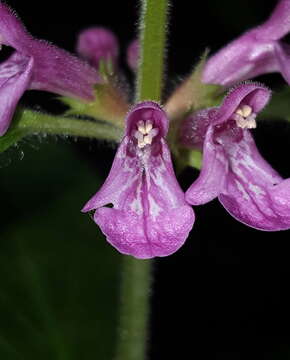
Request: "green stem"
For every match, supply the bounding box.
[0,108,123,154]
[115,259,152,360]
[116,1,169,360]
[136,0,169,102]
[17,109,123,141]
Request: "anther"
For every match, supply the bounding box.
[137,120,147,135]
[145,120,153,133]
[134,120,158,148]
[233,105,257,129]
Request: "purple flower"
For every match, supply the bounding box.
[0,3,97,135]
[203,0,290,86]
[183,83,290,231]
[76,27,119,71]
[82,101,195,259]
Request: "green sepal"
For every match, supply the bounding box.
[60,66,129,129]
[174,147,202,174]
[187,50,224,110]
[165,51,224,121]
[165,52,224,172]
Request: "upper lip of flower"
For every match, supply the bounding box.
[0,2,98,136]
[202,0,290,86]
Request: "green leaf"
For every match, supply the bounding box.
[0,142,121,359]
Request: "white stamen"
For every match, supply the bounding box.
[240,105,252,117]
[234,105,257,129]
[134,130,143,140]
[145,120,153,133]
[135,120,159,148]
[137,120,146,135]
[143,135,152,145]
[246,114,257,129]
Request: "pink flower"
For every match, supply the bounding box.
[183,83,290,231]
[0,3,97,135]
[83,102,195,259]
[76,27,119,71]
[203,0,290,86]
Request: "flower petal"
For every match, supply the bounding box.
[213,83,271,125]
[76,27,119,70]
[29,41,97,100]
[0,3,30,49]
[185,126,228,205]
[82,137,194,259]
[0,52,33,135]
[0,2,97,100]
[257,0,290,40]
[218,130,290,230]
[126,101,169,137]
[273,41,290,84]
[203,1,290,86]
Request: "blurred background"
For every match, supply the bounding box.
[1,0,290,359]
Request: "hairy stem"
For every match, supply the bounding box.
[0,108,124,153]
[17,109,123,141]
[115,0,169,359]
[136,0,169,102]
[115,259,152,360]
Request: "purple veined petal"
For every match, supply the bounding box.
[0,52,33,136]
[28,41,97,100]
[273,41,290,84]
[83,102,194,259]
[202,35,280,87]
[269,179,290,220]
[213,83,271,125]
[76,27,119,70]
[218,130,290,230]
[126,39,139,71]
[183,83,271,207]
[185,126,228,205]
[256,0,290,41]
[202,1,290,87]
[83,137,194,259]
[0,2,98,101]
[202,34,255,86]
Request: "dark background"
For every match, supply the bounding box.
[1,0,290,359]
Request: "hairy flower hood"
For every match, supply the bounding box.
[83,101,195,259]
[183,83,290,231]
[203,0,290,86]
